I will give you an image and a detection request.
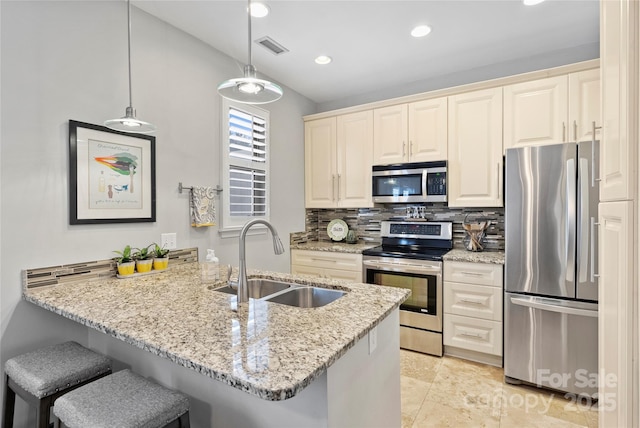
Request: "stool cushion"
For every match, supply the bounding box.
[53,369,189,428]
[5,341,111,398]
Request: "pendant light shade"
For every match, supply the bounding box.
[217,0,283,104]
[105,0,156,134]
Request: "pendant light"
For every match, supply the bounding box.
[105,0,156,134]
[217,0,283,104]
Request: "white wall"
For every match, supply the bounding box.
[0,1,314,424]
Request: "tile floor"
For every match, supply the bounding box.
[400,350,599,428]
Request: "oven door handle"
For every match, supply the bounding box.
[363,259,442,276]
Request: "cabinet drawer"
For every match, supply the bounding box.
[444,281,502,321]
[291,264,324,278]
[443,314,502,356]
[291,250,362,271]
[444,261,503,287]
[291,264,362,283]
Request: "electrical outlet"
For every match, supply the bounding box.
[161,233,177,250]
[368,326,378,355]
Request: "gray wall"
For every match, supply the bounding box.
[318,42,599,112]
[0,1,314,423]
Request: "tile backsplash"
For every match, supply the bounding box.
[297,204,504,251]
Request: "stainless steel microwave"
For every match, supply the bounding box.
[372,161,447,203]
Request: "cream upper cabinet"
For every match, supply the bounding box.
[503,71,600,152]
[599,0,634,202]
[304,112,373,208]
[569,68,601,142]
[373,105,408,164]
[503,75,568,151]
[373,98,447,165]
[305,117,336,208]
[336,111,374,208]
[448,87,503,208]
[407,98,448,162]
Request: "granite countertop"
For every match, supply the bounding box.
[443,249,505,265]
[23,263,408,401]
[290,241,379,254]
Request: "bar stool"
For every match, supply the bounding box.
[2,341,112,428]
[53,369,190,428]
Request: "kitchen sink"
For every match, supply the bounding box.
[264,287,345,308]
[212,278,293,299]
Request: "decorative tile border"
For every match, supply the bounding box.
[303,204,505,251]
[23,248,199,290]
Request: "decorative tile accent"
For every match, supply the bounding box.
[303,204,505,250]
[23,248,199,290]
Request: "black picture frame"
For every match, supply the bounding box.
[69,120,156,224]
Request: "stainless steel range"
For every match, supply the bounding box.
[362,220,453,356]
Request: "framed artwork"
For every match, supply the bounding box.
[69,120,156,224]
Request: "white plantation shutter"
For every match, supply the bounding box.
[221,100,270,232]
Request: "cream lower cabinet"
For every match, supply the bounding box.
[304,112,373,208]
[448,88,503,207]
[291,250,363,283]
[373,98,448,165]
[503,69,600,152]
[598,201,634,427]
[443,261,503,367]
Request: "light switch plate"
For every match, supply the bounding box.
[161,233,177,250]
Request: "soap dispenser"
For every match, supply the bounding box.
[201,249,220,282]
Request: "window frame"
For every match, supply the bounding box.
[219,99,271,236]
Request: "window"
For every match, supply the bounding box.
[220,99,270,233]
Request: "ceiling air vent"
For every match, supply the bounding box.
[255,36,289,56]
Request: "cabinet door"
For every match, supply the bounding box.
[600,0,635,202]
[373,105,408,165]
[407,98,448,162]
[304,118,337,208]
[503,76,568,151]
[337,111,374,208]
[569,69,601,142]
[448,88,503,207]
[598,201,634,428]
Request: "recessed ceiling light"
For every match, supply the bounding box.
[411,25,432,38]
[315,55,332,65]
[250,2,269,18]
[523,0,545,5]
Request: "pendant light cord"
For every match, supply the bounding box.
[127,0,133,109]
[247,0,252,67]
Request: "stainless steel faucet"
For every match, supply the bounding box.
[236,219,285,303]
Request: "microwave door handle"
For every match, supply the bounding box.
[422,170,428,199]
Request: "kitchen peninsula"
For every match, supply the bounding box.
[23,262,408,428]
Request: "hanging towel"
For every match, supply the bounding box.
[189,186,216,227]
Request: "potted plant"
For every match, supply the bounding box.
[151,243,170,270]
[113,245,135,276]
[133,245,154,273]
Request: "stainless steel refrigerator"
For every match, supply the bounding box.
[504,141,598,398]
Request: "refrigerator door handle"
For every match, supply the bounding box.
[565,158,576,282]
[591,218,600,280]
[577,158,589,282]
[509,296,598,318]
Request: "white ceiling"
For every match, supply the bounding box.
[134,0,599,106]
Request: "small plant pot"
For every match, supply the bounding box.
[153,257,169,271]
[117,261,136,276]
[136,259,153,273]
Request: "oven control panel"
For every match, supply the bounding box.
[381,221,452,240]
